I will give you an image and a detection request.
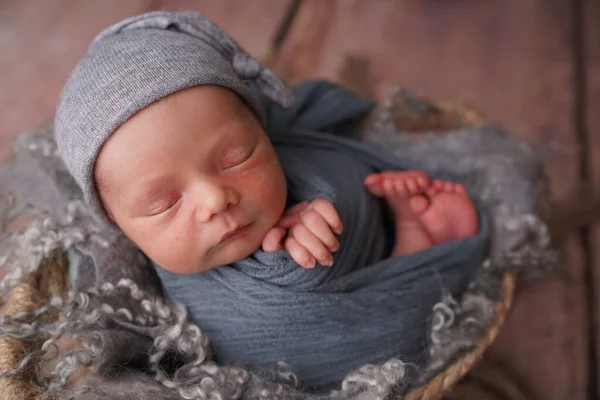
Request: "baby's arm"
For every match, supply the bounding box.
[262,199,343,269]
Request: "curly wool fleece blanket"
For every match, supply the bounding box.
[153,80,489,390]
[0,82,555,400]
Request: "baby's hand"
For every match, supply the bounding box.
[262,199,343,269]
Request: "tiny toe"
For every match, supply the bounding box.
[406,179,419,193]
[425,186,438,197]
[383,179,395,193]
[364,174,382,185]
[394,180,407,195]
[443,182,455,192]
[455,184,467,195]
[433,179,444,190]
[417,176,428,189]
[409,194,430,215]
[365,180,385,196]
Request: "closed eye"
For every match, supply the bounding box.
[223,144,256,170]
[147,196,182,217]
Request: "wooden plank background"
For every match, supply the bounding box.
[1,1,598,399]
[584,0,600,397]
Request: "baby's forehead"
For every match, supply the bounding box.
[97,90,260,166]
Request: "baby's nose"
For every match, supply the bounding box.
[194,180,239,223]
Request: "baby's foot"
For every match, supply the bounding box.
[364,172,479,256]
[417,179,479,245]
[364,171,434,256]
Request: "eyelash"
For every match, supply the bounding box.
[158,197,181,216]
[146,195,181,217]
[224,144,256,170]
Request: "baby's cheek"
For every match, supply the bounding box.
[149,222,203,273]
[244,152,285,196]
[234,169,267,198]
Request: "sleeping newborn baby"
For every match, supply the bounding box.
[95,84,478,273]
[55,11,487,390]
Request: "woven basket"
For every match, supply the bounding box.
[401,275,514,400]
[0,92,516,400]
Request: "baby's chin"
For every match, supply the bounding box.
[147,219,275,274]
[160,239,261,274]
[205,223,272,269]
[214,235,264,265]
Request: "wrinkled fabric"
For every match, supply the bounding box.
[153,80,489,390]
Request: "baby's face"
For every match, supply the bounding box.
[95,85,287,274]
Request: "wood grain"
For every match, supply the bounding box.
[277,1,588,399]
[584,0,600,396]
[154,0,290,58]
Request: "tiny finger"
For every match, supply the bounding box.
[261,227,286,252]
[309,199,343,234]
[276,214,300,229]
[289,224,333,267]
[299,210,339,252]
[284,201,310,215]
[284,236,316,269]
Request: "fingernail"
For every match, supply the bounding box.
[324,258,333,267]
[336,225,343,234]
[306,258,316,269]
[331,241,339,252]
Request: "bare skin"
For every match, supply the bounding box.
[364,171,479,256]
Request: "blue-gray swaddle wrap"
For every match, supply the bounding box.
[153,80,489,390]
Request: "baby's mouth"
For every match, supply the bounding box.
[218,223,253,244]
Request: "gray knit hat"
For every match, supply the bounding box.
[54,10,294,228]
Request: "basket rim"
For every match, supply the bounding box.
[398,272,516,400]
